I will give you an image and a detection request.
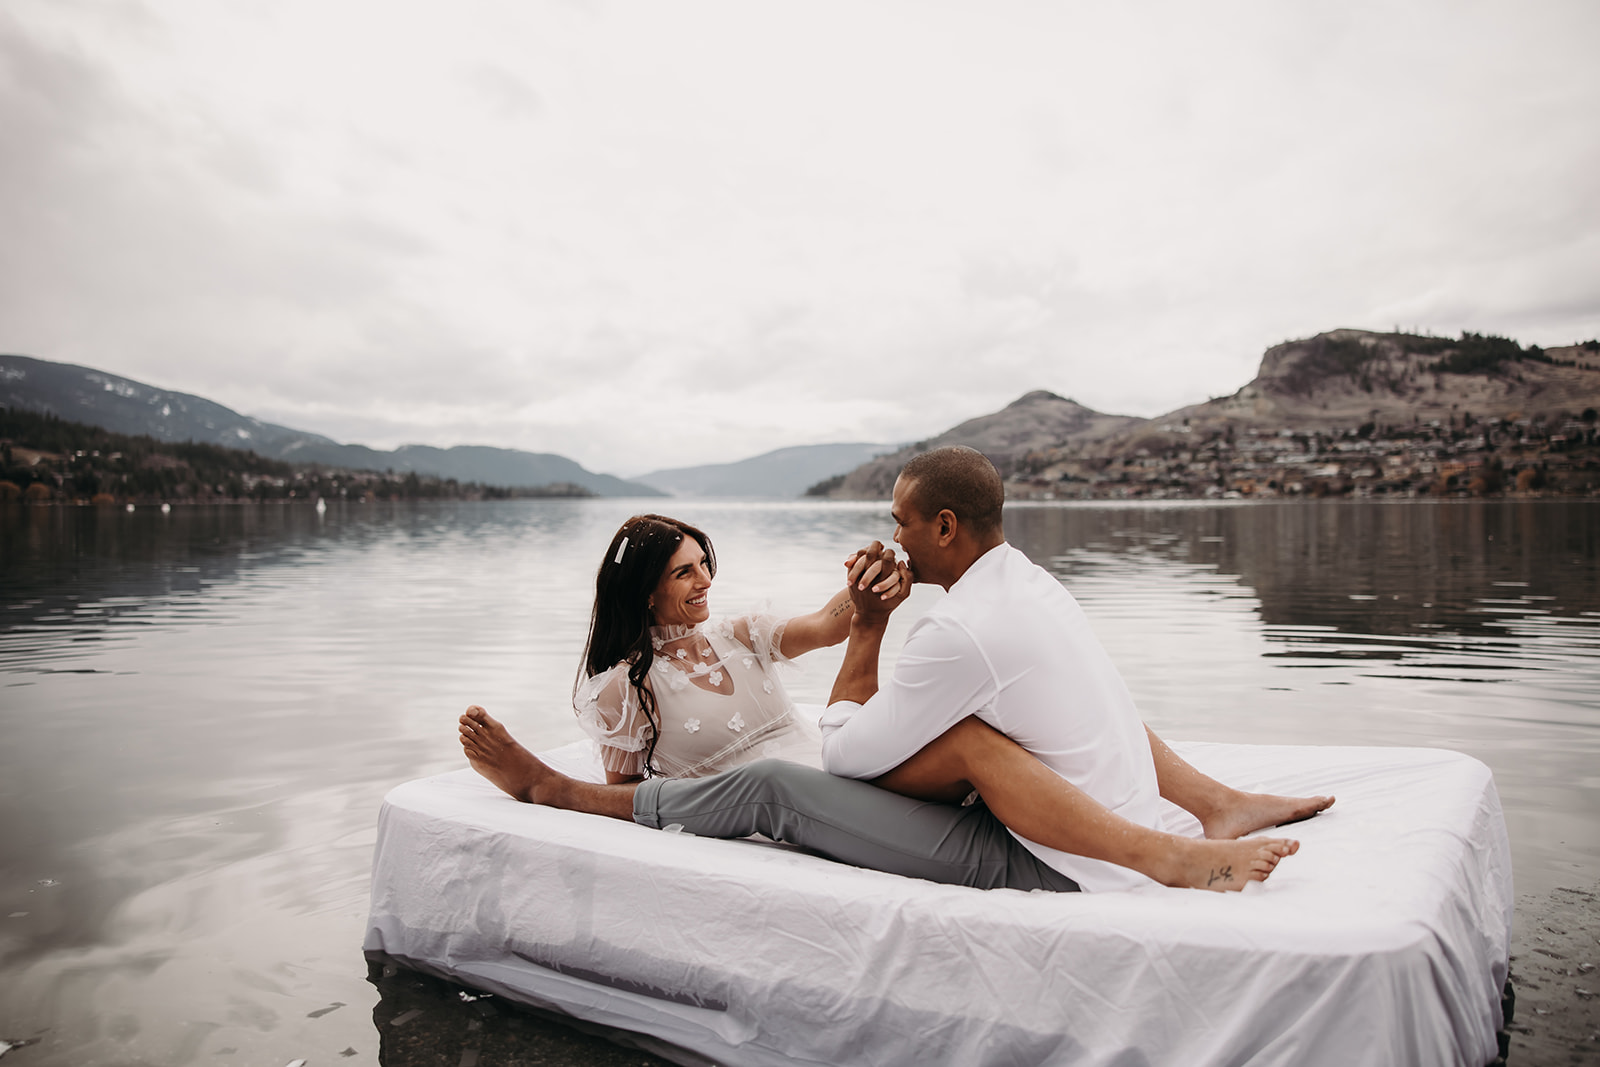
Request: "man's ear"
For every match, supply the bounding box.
[936,509,957,546]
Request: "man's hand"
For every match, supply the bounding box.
[828,542,907,707]
[844,541,911,626]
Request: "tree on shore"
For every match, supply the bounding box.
[0,408,593,504]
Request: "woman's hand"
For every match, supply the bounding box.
[846,544,906,601]
[845,542,911,625]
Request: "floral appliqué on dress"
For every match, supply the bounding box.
[683,718,701,733]
[727,711,746,732]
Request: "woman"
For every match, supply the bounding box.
[572,513,898,783]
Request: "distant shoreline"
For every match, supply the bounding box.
[6,493,1599,509]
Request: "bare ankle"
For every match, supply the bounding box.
[1193,784,1243,822]
[1153,839,1200,888]
[528,773,567,808]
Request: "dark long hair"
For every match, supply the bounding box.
[576,514,716,776]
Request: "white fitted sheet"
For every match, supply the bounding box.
[363,741,1513,1067]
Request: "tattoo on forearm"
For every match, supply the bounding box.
[830,600,851,618]
[1207,865,1235,887]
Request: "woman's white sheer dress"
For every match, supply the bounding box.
[573,614,822,779]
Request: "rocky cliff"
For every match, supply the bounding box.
[1163,329,1600,437]
[818,330,1600,500]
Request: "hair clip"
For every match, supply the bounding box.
[613,536,629,565]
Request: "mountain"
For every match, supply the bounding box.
[264,439,658,498]
[0,353,663,497]
[815,390,1144,499]
[0,353,330,452]
[634,442,895,498]
[815,330,1600,500]
[1154,329,1600,436]
[1012,329,1600,499]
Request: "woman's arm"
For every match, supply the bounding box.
[777,588,856,659]
[605,770,645,785]
[779,553,905,659]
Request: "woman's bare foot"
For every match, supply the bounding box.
[1160,835,1300,892]
[459,707,639,819]
[458,706,561,805]
[1200,789,1335,840]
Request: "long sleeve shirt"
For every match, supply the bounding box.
[818,542,1163,892]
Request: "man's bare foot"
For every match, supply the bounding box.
[1201,789,1335,840]
[458,706,562,805]
[1161,835,1300,893]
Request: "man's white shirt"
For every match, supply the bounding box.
[818,542,1164,892]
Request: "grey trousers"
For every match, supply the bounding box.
[633,759,1080,893]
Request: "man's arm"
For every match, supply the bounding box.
[827,612,889,707]
[820,540,994,780]
[824,541,908,708]
[820,615,995,779]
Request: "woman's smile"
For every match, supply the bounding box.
[652,539,714,627]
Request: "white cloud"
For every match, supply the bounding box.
[2,0,1597,472]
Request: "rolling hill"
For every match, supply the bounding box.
[634,442,895,498]
[0,354,662,497]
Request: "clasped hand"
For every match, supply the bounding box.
[844,541,911,623]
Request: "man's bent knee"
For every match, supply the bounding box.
[943,715,1004,746]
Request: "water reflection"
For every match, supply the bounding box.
[1003,499,1600,907]
[1,498,1596,1065]
[1008,498,1600,661]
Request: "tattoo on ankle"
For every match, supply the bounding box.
[1207,865,1235,887]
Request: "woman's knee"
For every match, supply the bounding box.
[723,757,818,800]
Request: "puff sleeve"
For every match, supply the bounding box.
[725,613,794,666]
[573,663,652,777]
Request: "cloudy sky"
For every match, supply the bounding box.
[3,1,1596,474]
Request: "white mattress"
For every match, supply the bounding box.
[363,741,1513,1067]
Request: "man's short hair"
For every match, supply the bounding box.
[899,446,1003,536]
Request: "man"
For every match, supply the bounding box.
[460,449,1328,892]
[819,446,1330,891]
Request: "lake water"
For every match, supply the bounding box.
[2,498,1597,1065]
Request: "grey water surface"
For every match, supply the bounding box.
[1,498,1596,1065]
